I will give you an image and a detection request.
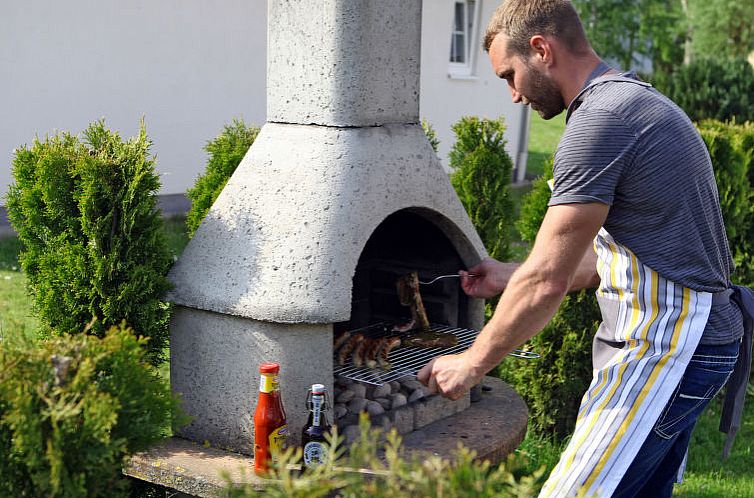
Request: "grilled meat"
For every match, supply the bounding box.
[337,333,363,366]
[396,272,430,331]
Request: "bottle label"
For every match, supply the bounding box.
[268,425,288,457]
[303,441,328,467]
[312,395,323,426]
[259,373,278,393]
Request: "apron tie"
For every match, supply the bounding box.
[720,285,754,459]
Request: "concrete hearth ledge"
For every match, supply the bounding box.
[124,377,527,497]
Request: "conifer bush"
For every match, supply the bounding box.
[185,119,260,236]
[449,116,515,261]
[0,324,179,497]
[500,162,601,438]
[696,121,754,287]
[5,121,172,365]
[652,58,754,124]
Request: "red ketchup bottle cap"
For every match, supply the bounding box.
[259,362,280,374]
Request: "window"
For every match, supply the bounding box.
[449,0,480,77]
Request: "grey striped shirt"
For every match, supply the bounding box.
[550,72,741,344]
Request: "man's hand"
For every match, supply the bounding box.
[460,258,519,299]
[417,352,482,401]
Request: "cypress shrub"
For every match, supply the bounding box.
[652,58,754,124]
[497,164,600,437]
[697,121,754,287]
[5,121,172,365]
[449,116,515,261]
[0,324,179,497]
[185,119,260,237]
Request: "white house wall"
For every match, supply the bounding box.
[420,1,527,173]
[0,0,525,201]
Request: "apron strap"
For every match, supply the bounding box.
[720,285,754,459]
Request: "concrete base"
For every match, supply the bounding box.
[124,377,528,498]
[171,306,334,454]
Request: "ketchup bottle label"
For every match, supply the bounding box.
[259,374,278,393]
[269,425,288,455]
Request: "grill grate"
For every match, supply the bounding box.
[333,322,538,386]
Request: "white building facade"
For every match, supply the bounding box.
[0,0,528,201]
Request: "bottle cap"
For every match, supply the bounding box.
[259,362,280,374]
[311,383,326,395]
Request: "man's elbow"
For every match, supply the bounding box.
[534,278,570,304]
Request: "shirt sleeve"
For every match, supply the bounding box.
[549,108,637,207]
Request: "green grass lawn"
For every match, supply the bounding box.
[525,111,565,180]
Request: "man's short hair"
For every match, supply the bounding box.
[483,0,590,56]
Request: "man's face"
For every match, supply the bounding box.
[488,33,565,120]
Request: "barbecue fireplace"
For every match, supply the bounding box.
[167,0,487,455]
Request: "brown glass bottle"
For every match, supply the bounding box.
[254,362,288,475]
[301,383,331,469]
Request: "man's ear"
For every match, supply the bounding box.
[529,35,553,66]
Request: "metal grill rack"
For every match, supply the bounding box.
[333,322,538,386]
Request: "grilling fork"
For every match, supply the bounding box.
[419,274,476,285]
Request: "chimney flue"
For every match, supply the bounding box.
[267,0,421,127]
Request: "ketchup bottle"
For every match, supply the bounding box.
[254,362,288,475]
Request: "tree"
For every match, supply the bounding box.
[685,0,754,61]
[572,0,685,73]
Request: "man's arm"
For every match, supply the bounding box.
[418,202,608,400]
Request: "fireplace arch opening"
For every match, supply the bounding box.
[343,208,475,331]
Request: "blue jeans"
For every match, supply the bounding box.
[613,339,741,498]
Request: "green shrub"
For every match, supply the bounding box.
[652,58,754,124]
[185,119,260,236]
[697,120,754,288]
[0,324,179,498]
[497,162,600,438]
[5,121,172,365]
[450,116,515,261]
[226,415,546,497]
[421,119,440,154]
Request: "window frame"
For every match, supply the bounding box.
[448,0,481,79]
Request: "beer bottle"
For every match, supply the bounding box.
[254,362,288,475]
[301,383,331,469]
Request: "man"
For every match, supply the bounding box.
[418,1,751,496]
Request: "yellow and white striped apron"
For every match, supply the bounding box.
[539,228,712,497]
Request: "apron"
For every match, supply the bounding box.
[538,228,713,497]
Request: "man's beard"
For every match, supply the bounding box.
[525,63,565,120]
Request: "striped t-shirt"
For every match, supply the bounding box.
[549,71,742,344]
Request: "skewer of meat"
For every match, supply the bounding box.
[333,330,351,351]
[337,333,363,366]
[377,336,401,369]
[351,336,368,367]
[364,338,386,369]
